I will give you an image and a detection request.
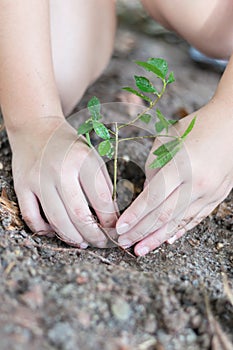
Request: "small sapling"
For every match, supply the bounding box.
[78,58,196,201]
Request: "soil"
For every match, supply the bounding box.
[0,6,233,350]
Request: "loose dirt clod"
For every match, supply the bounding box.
[0,188,23,230]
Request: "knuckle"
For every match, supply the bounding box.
[98,191,112,203]
[194,175,213,194]
[73,207,90,223]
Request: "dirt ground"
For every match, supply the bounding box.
[0,5,233,350]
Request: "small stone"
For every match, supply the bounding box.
[216,242,224,250]
[76,275,89,285]
[0,162,3,170]
[48,322,75,348]
[78,310,91,328]
[191,315,201,328]
[111,297,131,321]
[122,155,130,162]
[186,329,197,343]
[144,314,157,333]
[60,284,74,296]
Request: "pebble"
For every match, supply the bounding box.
[111,298,131,321]
[216,242,224,250]
[186,329,197,343]
[60,284,74,296]
[48,322,75,349]
[144,314,157,333]
[0,162,3,170]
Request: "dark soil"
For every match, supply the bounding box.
[0,9,233,350]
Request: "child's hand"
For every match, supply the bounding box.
[9,117,118,248]
[116,99,233,256]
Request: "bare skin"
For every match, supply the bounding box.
[0,0,232,254]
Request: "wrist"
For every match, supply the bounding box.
[5,114,66,152]
[2,102,64,132]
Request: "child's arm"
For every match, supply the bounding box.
[0,0,118,247]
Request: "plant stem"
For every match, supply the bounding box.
[112,122,119,200]
[85,132,93,148]
[118,134,178,143]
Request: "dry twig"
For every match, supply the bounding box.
[97,223,136,259]
[21,240,115,266]
[0,188,23,230]
[204,292,233,350]
[222,272,233,306]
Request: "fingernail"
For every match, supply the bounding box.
[116,223,130,235]
[118,238,132,248]
[137,246,149,256]
[167,235,177,244]
[80,242,89,249]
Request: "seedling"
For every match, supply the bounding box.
[78,58,196,201]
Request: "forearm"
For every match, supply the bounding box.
[0,0,63,132]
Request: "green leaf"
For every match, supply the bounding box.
[135,61,165,80]
[155,121,165,133]
[98,140,112,156]
[106,146,114,159]
[168,119,178,126]
[181,116,196,140]
[77,120,93,135]
[122,87,152,103]
[150,139,182,168]
[153,139,181,156]
[88,96,101,121]
[134,76,157,93]
[155,109,170,133]
[147,58,168,79]
[167,71,175,84]
[93,121,110,140]
[139,113,151,124]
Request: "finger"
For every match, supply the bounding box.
[134,196,220,256]
[79,154,119,229]
[116,162,182,235]
[59,174,109,247]
[118,179,193,248]
[168,195,226,244]
[133,211,190,256]
[17,190,53,234]
[117,185,180,247]
[40,185,89,247]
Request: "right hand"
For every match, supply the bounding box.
[8,116,118,248]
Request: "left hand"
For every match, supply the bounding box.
[116,98,233,256]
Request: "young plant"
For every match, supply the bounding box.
[78,58,196,201]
